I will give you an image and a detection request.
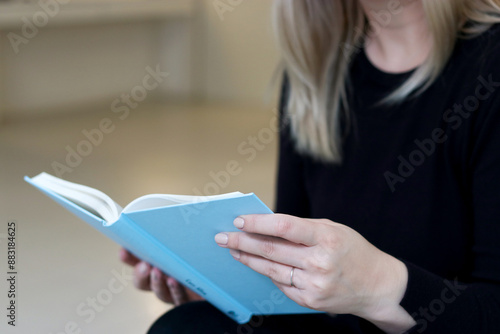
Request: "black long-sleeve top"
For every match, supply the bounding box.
[275,24,500,333]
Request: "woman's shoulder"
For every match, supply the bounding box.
[445,24,500,106]
[456,23,500,69]
[454,24,500,139]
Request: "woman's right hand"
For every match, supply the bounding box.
[119,248,205,306]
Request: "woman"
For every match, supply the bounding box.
[121,0,500,332]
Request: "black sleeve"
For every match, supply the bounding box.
[274,76,311,218]
[400,93,500,333]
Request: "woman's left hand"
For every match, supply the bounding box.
[214,214,415,332]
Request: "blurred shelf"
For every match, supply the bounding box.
[0,0,193,29]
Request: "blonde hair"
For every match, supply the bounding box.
[273,0,500,162]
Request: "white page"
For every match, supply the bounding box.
[122,192,244,213]
[31,173,122,222]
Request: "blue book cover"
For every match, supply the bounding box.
[25,173,320,324]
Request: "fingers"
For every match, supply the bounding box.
[229,249,304,289]
[150,268,174,304]
[186,289,205,302]
[215,232,308,269]
[119,248,141,266]
[272,280,303,304]
[123,248,192,306]
[133,262,152,291]
[127,251,173,301]
[166,277,189,306]
[136,265,189,306]
[236,214,318,246]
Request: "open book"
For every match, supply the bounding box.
[25,173,319,323]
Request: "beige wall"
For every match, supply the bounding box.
[197,0,280,104]
[0,0,280,118]
[2,22,164,115]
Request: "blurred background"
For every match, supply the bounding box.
[0,0,280,332]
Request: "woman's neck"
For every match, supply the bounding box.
[358,0,432,73]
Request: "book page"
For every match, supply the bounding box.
[122,192,244,213]
[30,173,122,222]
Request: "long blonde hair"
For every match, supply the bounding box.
[273,0,500,162]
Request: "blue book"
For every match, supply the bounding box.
[25,173,320,324]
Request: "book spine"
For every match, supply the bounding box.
[113,214,253,324]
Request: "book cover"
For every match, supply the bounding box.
[25,173,320,323]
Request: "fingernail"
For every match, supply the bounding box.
[167,278,176,289]
[215,233,228,245]
[234,217,244,229]
[229,249,241,259]
[138,262,149,275]
[152,269,159,282]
